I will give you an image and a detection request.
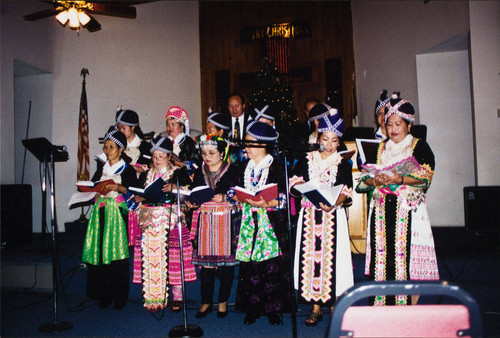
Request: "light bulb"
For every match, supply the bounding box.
[68,7,79,28]
[78,11,91,26]
[56,10,69,25]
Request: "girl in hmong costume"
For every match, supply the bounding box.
[115,107,152,285]
[135,136,195,312]
[356,93,439,306]
[157,106,201,175]
[82,129,138,310]
[186,134,239,319]
[229,121,292,326]
[290,110,354,327]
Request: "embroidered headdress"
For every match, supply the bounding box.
[195,133,225,146]
[246,121,278,142]
[374,89,390,116]
[250,104,276,122]
[195,134,229,162]
[384,92,415,123]
[207,112,230,131]
[115,106,139,127]
[150,135,173,154]
[308,102,338,123]
[104,129,127,150]
[317,110,345,137]
[165,106,190,135]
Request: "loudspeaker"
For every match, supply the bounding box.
[411,125,427,141]
[464,186,500,232]
[1,184,32,245]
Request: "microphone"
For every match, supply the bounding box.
[294,143,325,153]
[227,137,271,148]
[52,145,67,152]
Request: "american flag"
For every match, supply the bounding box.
[77,68,90,181]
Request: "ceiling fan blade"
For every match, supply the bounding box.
[23,7,61,21]
[84,15,102,32]
[89,3,137,19]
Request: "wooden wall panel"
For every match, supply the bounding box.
[199,1,355,129]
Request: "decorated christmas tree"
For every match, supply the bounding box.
[247,57,298,141]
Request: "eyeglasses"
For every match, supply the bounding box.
[201,151,219,157]
[103,145,118,152]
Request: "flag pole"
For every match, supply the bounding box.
[74,68,91,224]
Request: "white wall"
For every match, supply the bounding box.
[1,1,53,184]
[469,2,500,185]
[351,1,469,127]
[351,1,500,227]
[1,1,201,231]
[416,51,475,226]
[14,74,53,233]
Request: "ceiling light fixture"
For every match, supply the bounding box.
[55,2,93,31]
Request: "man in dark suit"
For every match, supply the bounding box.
[228,93,250,140]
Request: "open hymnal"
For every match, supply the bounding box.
[294,182,344,209]
[359,156,422,179]
[172,185,216,205]
[77,179,116,196]
[355,138,382,164]
[187,185,216,205]
[234,183,278,203]
[338,149,356,160]
[129,177,167,204]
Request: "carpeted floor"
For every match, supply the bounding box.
[1,226,499,337]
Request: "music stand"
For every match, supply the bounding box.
[22,137,73,333]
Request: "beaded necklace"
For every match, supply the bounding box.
[244,154,273,191]
[307,151,341,188]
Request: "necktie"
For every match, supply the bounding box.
[234,118,241,140]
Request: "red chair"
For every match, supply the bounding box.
[327,281,483,338]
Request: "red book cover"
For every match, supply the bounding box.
[234,183,278,202]
[77,179,116,196]
[338,149,356,160]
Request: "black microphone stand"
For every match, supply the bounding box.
[274,141,298,338]
[169,176,203,338]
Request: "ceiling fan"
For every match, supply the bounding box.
[23,1,145,32]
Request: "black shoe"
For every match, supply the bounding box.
[217,302,228,318]
[217,309,228,318]
[305,312,323,327]
[267,314,281,326]
[170,300,183,313]
[195,304,213,318]
[98,299,112,309]
[244,313,257,325]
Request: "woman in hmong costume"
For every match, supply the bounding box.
[206,111,231,139]
[82,129,138,310]
[229,121,292,326]
[157,106,201,176]
[115,106,152,168]
[115,107,152,285]
[185,134,238,319]
[290,111,354,326]
[135,135,196,312]
[355,93,439,306]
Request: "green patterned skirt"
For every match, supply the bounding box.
[82,196,130,265]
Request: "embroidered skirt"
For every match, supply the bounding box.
[191,202,239,266]
[365,193,439,305]
[294,203,353,306]
[82,196,129,266]
[138,204,196,312]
